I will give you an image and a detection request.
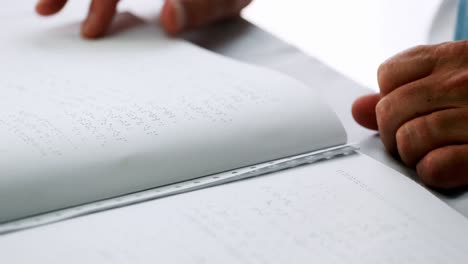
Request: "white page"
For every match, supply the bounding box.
[0,14,345,222]
[1,153,467,263]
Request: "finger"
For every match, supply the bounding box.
[417,144,468,189]
[161,0,252,34]
[352,93,381,130]
[396,108,468,166]
[81,0,119,39]
[35,0,68,16]
[378,45,436,95]
[376,74,468,154]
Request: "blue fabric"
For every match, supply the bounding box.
[456,0,468,39]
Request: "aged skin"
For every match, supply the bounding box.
[353,41,468,189]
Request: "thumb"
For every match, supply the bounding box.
[160,0,252,34]
[352,93,381,130]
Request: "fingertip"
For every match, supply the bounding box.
[80,28,99,39]
[352,93,380,130]
[35,0,67,16]
[417,152,441,188]
[160,0,185,35]
[80,24,107,39]
[161,0,252,34]
[81,14,108,39]
[417,145,468,189]
[81,0,119,39]
[35,3,56,16]
[81,16,102,39]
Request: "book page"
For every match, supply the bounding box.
[1,153,467,263]
[0,15,345,223]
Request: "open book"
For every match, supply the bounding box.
[3,12,468,263]
[0,17,347,224]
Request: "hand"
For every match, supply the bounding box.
[35,0,252,38]
[352,41,468,189]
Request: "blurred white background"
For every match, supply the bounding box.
[243,0,443,90]
[6,0,450,90]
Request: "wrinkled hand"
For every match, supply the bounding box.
[35,0,252,38]
[353,41,468,189]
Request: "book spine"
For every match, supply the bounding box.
[0,144,358,234]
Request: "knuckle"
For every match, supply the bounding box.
[417,155,445,188]
[404,79,425,98]
[404,44,433,62]
[377,60,390,78]
[442,70,468,100]
[417,148,460,189]
[378,45,431,94]
[375,97,392,128]
[425,111,445,132]
[396,112,447,166]
[377,61,392,92]
[408,44,431,56]
[433,41,468,74]
[416,115,434,141]
[376,97,398,153]
[423,109,468,140]
[396,116,432,166]
[435,40,468,59]
[395,125,413,165]
[377,59,402,94]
